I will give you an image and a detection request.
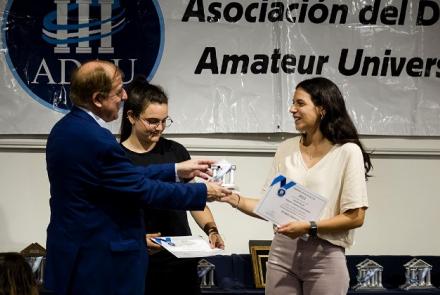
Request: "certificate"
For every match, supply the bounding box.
[151,236,224,258]
[254,174,327,226]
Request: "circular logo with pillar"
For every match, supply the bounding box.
[1,0,164,113]
[277,188,286,197]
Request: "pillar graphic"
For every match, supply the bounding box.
[53,0,116,54]
[98,0,114,54]
[54,0,70,53]
[76,0,92,53]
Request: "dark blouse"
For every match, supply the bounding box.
[121,137,192,237]
[122,137,201,293]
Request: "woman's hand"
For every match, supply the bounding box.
[219,193,241,208]
[208,232,225,249]
[276,221,310,239]
[146,232,163,255]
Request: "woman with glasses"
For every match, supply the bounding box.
[120,75,224,295]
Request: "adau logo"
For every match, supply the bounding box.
[2,0,164,113]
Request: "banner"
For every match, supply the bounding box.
[0,0,439,135]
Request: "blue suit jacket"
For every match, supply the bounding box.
[44,107,207,295]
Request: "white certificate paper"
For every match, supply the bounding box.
[151,236,224,258]
[254,174,327,226]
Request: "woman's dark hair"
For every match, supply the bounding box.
[296,77,372,178]
[119,75,168,142]
[0,253,38,295]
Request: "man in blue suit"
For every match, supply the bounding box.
[44,60,229,295]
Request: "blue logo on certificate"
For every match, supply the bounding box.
[270,175,295,197]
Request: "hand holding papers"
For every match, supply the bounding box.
[152,236,224,258]
[254,174,328,226]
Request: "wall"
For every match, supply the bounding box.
[0,135,439,255]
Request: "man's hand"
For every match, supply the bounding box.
[176,159,216,180]
[206,182,232,202]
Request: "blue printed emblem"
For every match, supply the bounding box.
[271,175,296,197]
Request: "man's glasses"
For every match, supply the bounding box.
[139,117,173,128]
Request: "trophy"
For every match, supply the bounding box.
[400,258,436,290]
[198,259,216,288]
[211,160,236,190]
[352,259,386,291]
[20,242,46,285]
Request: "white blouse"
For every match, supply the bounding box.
[263,136,368,248]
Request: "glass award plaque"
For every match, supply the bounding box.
[20,242,46,285]
[352,259,386,291]
[400,258,436,290]
[211,160,236,190]
[198,258,215,288]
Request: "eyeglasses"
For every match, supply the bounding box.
[139,117,173,128]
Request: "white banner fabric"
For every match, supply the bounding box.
[0,0,439,135]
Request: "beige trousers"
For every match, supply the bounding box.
[265,234,349,295]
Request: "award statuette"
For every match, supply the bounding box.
[211,160,236,190]
[20,242,46,285]
[352,259,386,291]
[198,259,216,288]
[400,258,436,290]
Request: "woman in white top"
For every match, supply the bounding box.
[222,77,372,295]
